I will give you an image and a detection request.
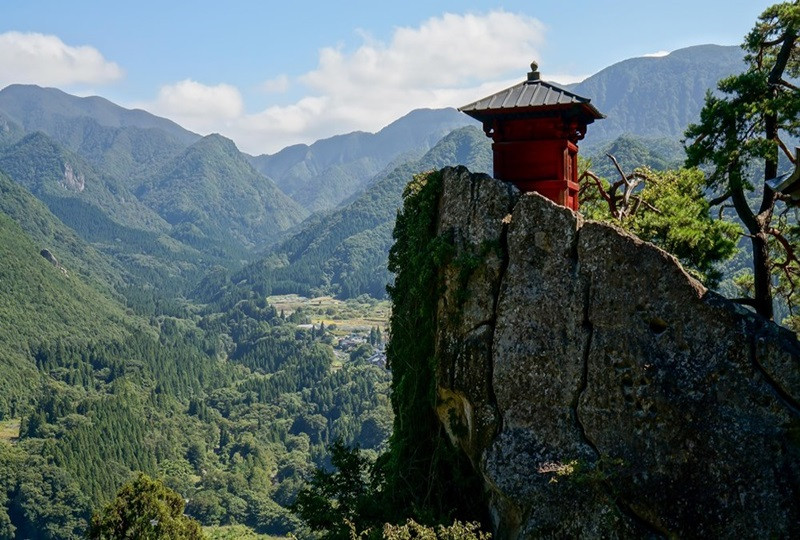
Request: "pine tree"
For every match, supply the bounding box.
[685,1,800,320]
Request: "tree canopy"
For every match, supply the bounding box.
[685,1,800,320]
[88,473,204,540]
[580,161,740,286]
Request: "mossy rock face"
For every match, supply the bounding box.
[429,167,800,539]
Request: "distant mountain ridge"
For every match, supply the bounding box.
[570,44,746,147]
[0,84,200,145]
[0,43,750,299]
[218,126,493,301]
[248,108,477,212]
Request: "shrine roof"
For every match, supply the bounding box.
[459,62,603,119]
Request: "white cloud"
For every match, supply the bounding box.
[143,80,244,132]
[642,50,671,58]
[260,74,290,93]
[0,31,122,88]
[544,73,588,85]
[141,11,546,154]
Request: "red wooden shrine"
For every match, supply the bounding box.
[460,62,604,211]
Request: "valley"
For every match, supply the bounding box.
[0,39,785,539]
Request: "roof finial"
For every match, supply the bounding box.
[528,61,540,82]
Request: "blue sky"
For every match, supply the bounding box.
[1,1,776,153]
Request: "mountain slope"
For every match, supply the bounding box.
[0,84,199,146]
[221,126,492,300]
[0,207,136,419]
[248,108,476,212]
[571,44,746,147]
[0,170,126,292]
[0,84,201,186]
[0,132,226,292]
[139,134,308,255]
[0,131,168,233]
[586,134,685,179]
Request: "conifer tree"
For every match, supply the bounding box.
[685,1,800,320]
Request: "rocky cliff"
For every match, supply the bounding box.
[430,167,800,538]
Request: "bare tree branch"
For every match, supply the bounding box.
[606,153,629,186]
[777,136,797,164]
[579,169,617,217]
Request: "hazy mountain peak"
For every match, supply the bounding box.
[0,84,200,145]
[572,44,746,147]
[192,132,242,155]
[248,106,475,213]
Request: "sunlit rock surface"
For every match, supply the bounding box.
[432,166,800,539]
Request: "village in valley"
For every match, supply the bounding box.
[267,294,389,368]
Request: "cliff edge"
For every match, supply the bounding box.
[430,166,800,538]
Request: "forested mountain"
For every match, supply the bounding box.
[0,90,309,294]
[0,192,136,420]
[217,126,492,300]
[0,131,168,233]
[0,171,126,292]
[0,41,763,538]
[137,133,307,256]
[0,173,390,537]
[247,108,476,213]
[0,84,199,146]
[0,131,217,295]
[571,44,746,147]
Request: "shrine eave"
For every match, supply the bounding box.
[459,78,603,121]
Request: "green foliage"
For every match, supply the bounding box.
[0,196,391,538]
[581,167,740,285]
[381,170,486,523]
[684,1,800,319]
[382,520,491,540]
[0,206,137,419]
[0,443,90,540]
[203,524,280,539]
[89,473,204,539]
[292,441,382,539]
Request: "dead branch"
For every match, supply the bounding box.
[777,137,797,164]
[579,169,617,217]
[606,153,629,185]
